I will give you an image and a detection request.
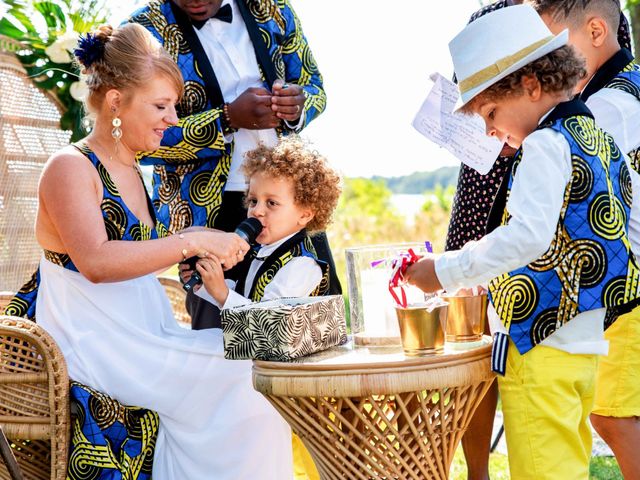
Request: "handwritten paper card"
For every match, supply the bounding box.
[412,72,502,175]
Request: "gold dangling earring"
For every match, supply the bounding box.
[111,109,122,157]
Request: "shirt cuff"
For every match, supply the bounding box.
[221,289,252,309]
[434,251,465,293]
[195,285,219,307]
[223,131,234,144]
[284,109,306,132]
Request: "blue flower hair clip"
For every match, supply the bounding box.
[73,33,105,69]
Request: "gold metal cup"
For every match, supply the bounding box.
[395,304,447,355]
[440,294,487,343]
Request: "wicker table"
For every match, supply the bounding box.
[253,338,494,480]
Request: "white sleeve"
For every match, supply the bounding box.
[284,110,306,132]
[587,88,640,153]
[221,256,323,309]
[435,128,572,291]
[195,279,237,307]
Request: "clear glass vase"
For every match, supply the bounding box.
[345,243,430,347]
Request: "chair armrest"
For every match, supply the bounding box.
[0,315,70,479]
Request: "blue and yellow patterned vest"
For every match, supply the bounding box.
[581,47,640,174]
[488,99,640,354]
[128,0,326,233]
[233,229,329,301]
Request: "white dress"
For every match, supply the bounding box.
[35,256,293,480]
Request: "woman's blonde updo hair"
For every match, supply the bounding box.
[74,23,184,113]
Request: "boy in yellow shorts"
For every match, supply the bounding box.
[405,5,640,479]
[523,1,640,477]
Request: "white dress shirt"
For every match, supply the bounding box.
[436,122,609,354]
[585,87,640,255]
[195,0,303,192]
[196,231,323,309]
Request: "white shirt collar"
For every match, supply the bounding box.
[538,106,556,126]
[255,230,303,259]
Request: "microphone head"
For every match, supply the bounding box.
[234,217,263,244]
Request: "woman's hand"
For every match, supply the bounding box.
[196,255,229,305]
[188,231,249,269]
[404,254,443,294]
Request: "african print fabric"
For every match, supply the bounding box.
[488,99,640,354]
[128,0,326,233]
[67,383,158,480]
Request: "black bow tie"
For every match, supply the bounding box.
[191,3,233,30]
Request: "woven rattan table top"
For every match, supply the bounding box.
[254,336,491,372]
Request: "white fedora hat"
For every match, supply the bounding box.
[450,4,568,109]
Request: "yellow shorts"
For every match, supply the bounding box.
[593,306,640,417]
[293,433,320,480]
[498,341,598,480]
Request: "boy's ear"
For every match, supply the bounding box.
[521,75,542,100]
[586,16,608,47]
[298,208,315,227]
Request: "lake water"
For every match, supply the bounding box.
[390,194,427,224]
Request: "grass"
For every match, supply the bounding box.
[448,448,622,479]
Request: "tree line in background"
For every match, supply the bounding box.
[372,166,460,194]
[327,178,455,289]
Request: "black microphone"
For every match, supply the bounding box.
[182,218,264,292]
[234,217,263,244]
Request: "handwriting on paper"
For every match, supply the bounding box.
[412,72,502,175]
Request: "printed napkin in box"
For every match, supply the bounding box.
[221,295,347,361]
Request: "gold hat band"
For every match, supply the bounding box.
[459,36,555,94]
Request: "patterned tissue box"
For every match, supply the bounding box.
[221,295,348,361]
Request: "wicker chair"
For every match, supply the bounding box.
[0,44,71,296]
[0,40,72,480]
[0,316,69,480]
[157,276,191,327]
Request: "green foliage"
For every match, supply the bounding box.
[0,0,109,141]
[450,449,621,479]
[337,178,397,219]
[422,184,456,212]
[590,457,623,479]
[327,177,454,290]
[371,166,460,194]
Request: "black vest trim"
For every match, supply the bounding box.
[580,48,634,102]
[170,0,225,107]
[234,229,310,296]
[539,98,593,128]
[236,0,278,88]
[486,158,515,235]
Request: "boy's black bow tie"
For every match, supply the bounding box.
[191,4,232,29]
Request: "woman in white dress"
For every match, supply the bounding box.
[30,23,292,480]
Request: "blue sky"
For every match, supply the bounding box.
[110,0,482,178]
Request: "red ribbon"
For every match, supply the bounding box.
[388,248,421,308]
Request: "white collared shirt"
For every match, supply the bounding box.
[435,122,609,355]
[196,231,323,309]
[194,0,303,191]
